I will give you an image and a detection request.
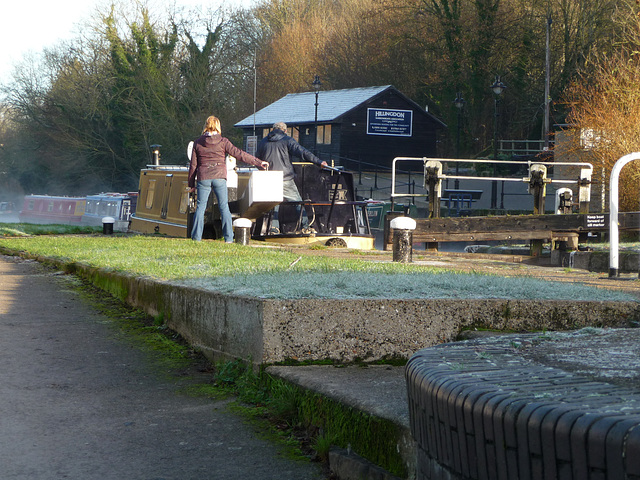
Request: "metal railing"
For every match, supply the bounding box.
[390,157,593,202]
[499,139,552,156]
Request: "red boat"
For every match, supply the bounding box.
[19,195,86,224]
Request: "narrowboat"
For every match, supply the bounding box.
[129,154,375,249]
[19,195,86,224]
[129,156,283,238]
[81,192,138,232]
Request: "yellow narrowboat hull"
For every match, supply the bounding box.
[129,215,188,237]
[259,234,375,250]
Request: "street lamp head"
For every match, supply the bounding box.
[490,76,506,95]
[453,92,466,109]
[312,75,322,91]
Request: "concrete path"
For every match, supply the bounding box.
[0,255,326,480]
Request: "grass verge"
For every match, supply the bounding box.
[0,223,101,236]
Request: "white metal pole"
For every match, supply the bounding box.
[609,152,640,277]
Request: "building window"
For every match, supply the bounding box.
[290,126,299,142]
[263,126,299,142]
[316,124,332,145]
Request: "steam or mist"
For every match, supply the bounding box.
[0,198,19,223]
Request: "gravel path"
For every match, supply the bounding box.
[0,255,326,480]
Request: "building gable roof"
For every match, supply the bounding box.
[234,85,445,129]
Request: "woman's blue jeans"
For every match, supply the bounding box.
[191,178,232,242]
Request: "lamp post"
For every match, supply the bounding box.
[453,92,466,190]
[544,13,552,151]
[312,75,322,154]
[490,75,506,209]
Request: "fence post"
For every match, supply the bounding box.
[424,160,443,219]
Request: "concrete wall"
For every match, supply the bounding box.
[557,250,639,273]
[66,263,640,365]
[260,298,640,363]
[33,257,639,365]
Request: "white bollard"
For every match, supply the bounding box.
[390,217,417,263]
[233,218,252,245]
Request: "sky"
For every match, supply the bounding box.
[0,0,255,85]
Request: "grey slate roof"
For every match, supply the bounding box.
[235,85,393,128]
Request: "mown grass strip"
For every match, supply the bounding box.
[0,233,431,278]
[0,223,101,236]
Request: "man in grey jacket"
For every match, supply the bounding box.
[257,122,327,233]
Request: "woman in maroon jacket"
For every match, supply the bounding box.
[188,115,268,242]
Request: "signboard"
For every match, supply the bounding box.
[586,214,608,229]
[246,135,258,156]
[367,108,413,137]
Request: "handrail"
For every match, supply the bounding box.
[391,156,593,200]
[608,152,640,277]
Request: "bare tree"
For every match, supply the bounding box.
[563,1,640,212]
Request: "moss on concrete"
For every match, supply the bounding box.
[250,372,408,477]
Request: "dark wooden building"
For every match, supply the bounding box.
[234,85,446,171]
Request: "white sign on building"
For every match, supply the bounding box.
[246,135,258,156]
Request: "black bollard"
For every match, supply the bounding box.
[233,218,252,245]
[102,216,115,235]
[390,217,416,263]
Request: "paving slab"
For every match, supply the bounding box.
[267,365,409,428]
